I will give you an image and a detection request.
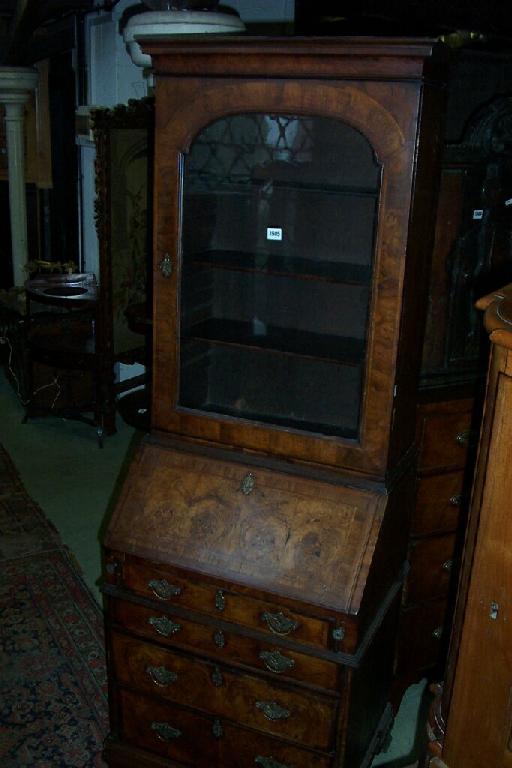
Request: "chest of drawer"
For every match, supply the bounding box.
[412,471,465,536]
[111,631,337,751]
[417,407,474,472]
[109,597,340,691]
[120,556,334,651]
[396,598,450,675]
[405,534,457,605]
[118,687,334,768]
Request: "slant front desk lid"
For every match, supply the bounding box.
[106,440,387,617]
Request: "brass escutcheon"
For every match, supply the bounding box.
[212,719,224,739]
[240,472,256,495]
[211,665,223,687]
[159,253,172,278]
[215,589,225,611]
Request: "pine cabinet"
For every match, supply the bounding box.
[102,36,447,767]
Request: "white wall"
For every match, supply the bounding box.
[79,0,295,276]
[227,0,294,23]
[77,136,99,277]
[85,0,295,110]
[84,0,295,112]
[80,1,147,275]
[87,0,148,108]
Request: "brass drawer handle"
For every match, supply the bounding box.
[240,472,256,495]
[259,650,295,674]
[455,429,473,446]
[449,494,462,507]
[214,630,226,648]
[148,578,181,601]
[159,253,172,278]
[442,559,453,572]
[212,719,224,739]
[255,757,289,768]
[146,665,177,687]
[256,700,291,722]
[261,611,299,636]
[432,626,443,640]
[149,616,181,637]
[151,721,181,741]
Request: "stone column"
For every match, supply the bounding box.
[0,67,38,286]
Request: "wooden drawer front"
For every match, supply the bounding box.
[396,599,449,675]
[412,472,465,536]
[119,687,334,768]
[418,410,474,471]
[105,443,384,657]
[406,534,457,605]
[111,632,337,750]
[123,558,332,651]
[111,598,340,691]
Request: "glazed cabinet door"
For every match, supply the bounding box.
[179,113,380,444]
[150,46,444,477]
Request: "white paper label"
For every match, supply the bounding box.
[473,209,484,220]
[267,227,282,241]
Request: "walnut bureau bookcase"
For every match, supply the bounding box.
[102,37,447,768]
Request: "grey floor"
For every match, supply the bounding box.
[0,367,426,767]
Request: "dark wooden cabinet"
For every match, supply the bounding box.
[394,395,476,685]
[22,272,109,444]
[147,37,446,480]
[104,440,414,767]
[102,37,447,767]
[423,284,512,767]
[394,76,512,689]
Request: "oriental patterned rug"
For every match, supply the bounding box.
[0,444,108,767]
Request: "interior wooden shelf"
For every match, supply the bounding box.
[252,178,379,198]
[187,401,360,439]
[181,318,366,366]
[189,178,379,196]
[186,250,373,286]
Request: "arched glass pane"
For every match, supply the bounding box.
[179,113,380,439]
